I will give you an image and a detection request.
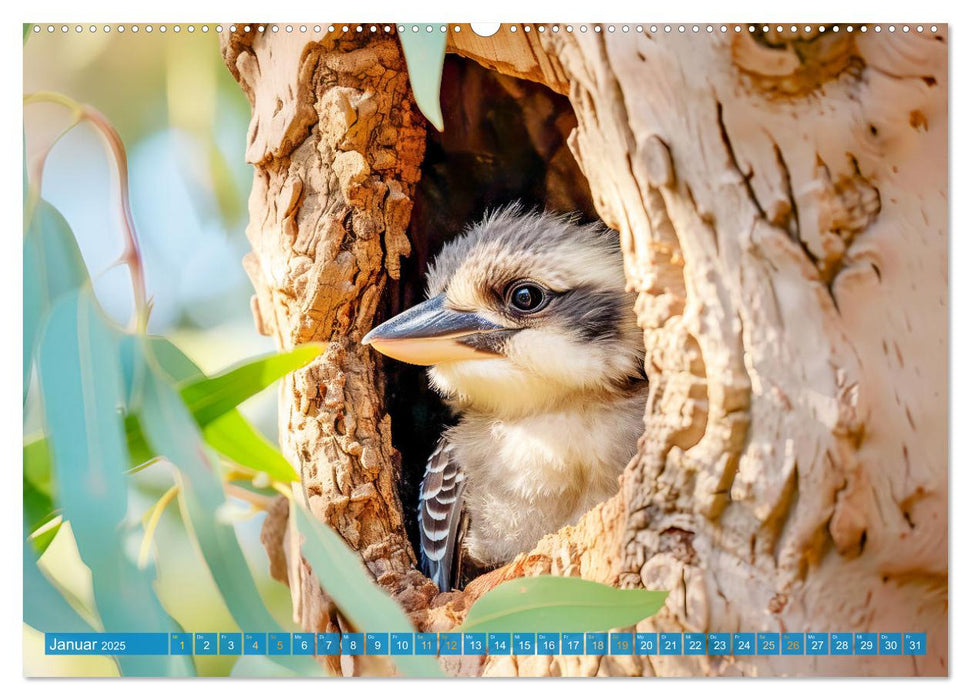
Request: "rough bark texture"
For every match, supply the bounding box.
[223,25,947,677]
[220,29,438,624]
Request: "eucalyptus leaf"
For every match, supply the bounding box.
[36,289,188,676]
[23,473,59,554]
[23,531,93,635]
[203,412,297,483]
[23,437,61,553]
[460,575,669,634]
[23,335,305,512]
[28,521,61,555]
[123,335,301,480]
[179,343,323,428]
[398,28,447,132]
[137,352,318,675]
[139,357,281,633]
[23,200,89,397]
[293,504,445,677]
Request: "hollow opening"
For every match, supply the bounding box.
[379,55,598,567]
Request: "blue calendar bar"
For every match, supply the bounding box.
[879,633,902,655]
[341,633,364,655]
[513,633,536,655]
[659,632,682,655]
[43,630,932,656]
[293,633,315,655]
[707,633,730,655]
[269,632,291,655]
[904,633,926,655]
[219,633,242,655]
[609,632,633,655]
[463,633,487,655]
[538,633,561,655]
[635,632,658,655]
[365,632,388,655]
[439,632,462,655]
[170,633,192,655]
[415,633,438,655]
[806,633,828,655]
[782,633,804,655]
[585,632,607,655]
[684,633,706,655]
[45,633,169,655]
[390,633,414,655]
[194,633,216,655]
[562,633,585,654]
[316,633,339,654]
[855,633,878,656]
[488,633,511,655]
[244,632,266,655]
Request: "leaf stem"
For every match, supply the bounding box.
[225,483,277,511]
[138,484,179,568]
[24,91,150,333]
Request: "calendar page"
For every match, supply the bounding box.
[22,19,948,680]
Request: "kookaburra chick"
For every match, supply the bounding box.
[363,205,647,591]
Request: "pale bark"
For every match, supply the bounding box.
[223,25,948,677]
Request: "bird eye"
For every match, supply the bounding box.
[507,283,547,313]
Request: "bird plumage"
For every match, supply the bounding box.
[417,439,466,589]
[364,205,647,591]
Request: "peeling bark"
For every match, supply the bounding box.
[223,25,947,677]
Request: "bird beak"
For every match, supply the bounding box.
[362,294,506,366]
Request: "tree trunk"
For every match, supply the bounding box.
[222,24,947,677]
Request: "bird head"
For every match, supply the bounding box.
[363,206,645,415]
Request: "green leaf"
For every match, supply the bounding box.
[459,576,669,634]
[179,343,323,428]
[23,441,60,554]
[28,521,61,554]
[23,530,93,635]
[136,350,318,675]
[23,435,53,494]
[203,412,297,483]
[398,28,447,132]
[118,335,300,480]
[23,336,306,519]
[137,336,205,383]
[24,435,61,554]
[23,200,90,398]
[139,357,280,631]
[36,288,188,676]
[24,24,32,43]
[292,504,445,677]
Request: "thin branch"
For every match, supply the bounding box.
[24,91,150,333]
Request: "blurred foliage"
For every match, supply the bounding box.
[23,28,254,336]
[22,173,324,674]
[22,31,440,677]
[21,110,441,675]
[23,29,269,678]
[399,26,447,131]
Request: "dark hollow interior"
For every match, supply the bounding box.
[379,55,597,560]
